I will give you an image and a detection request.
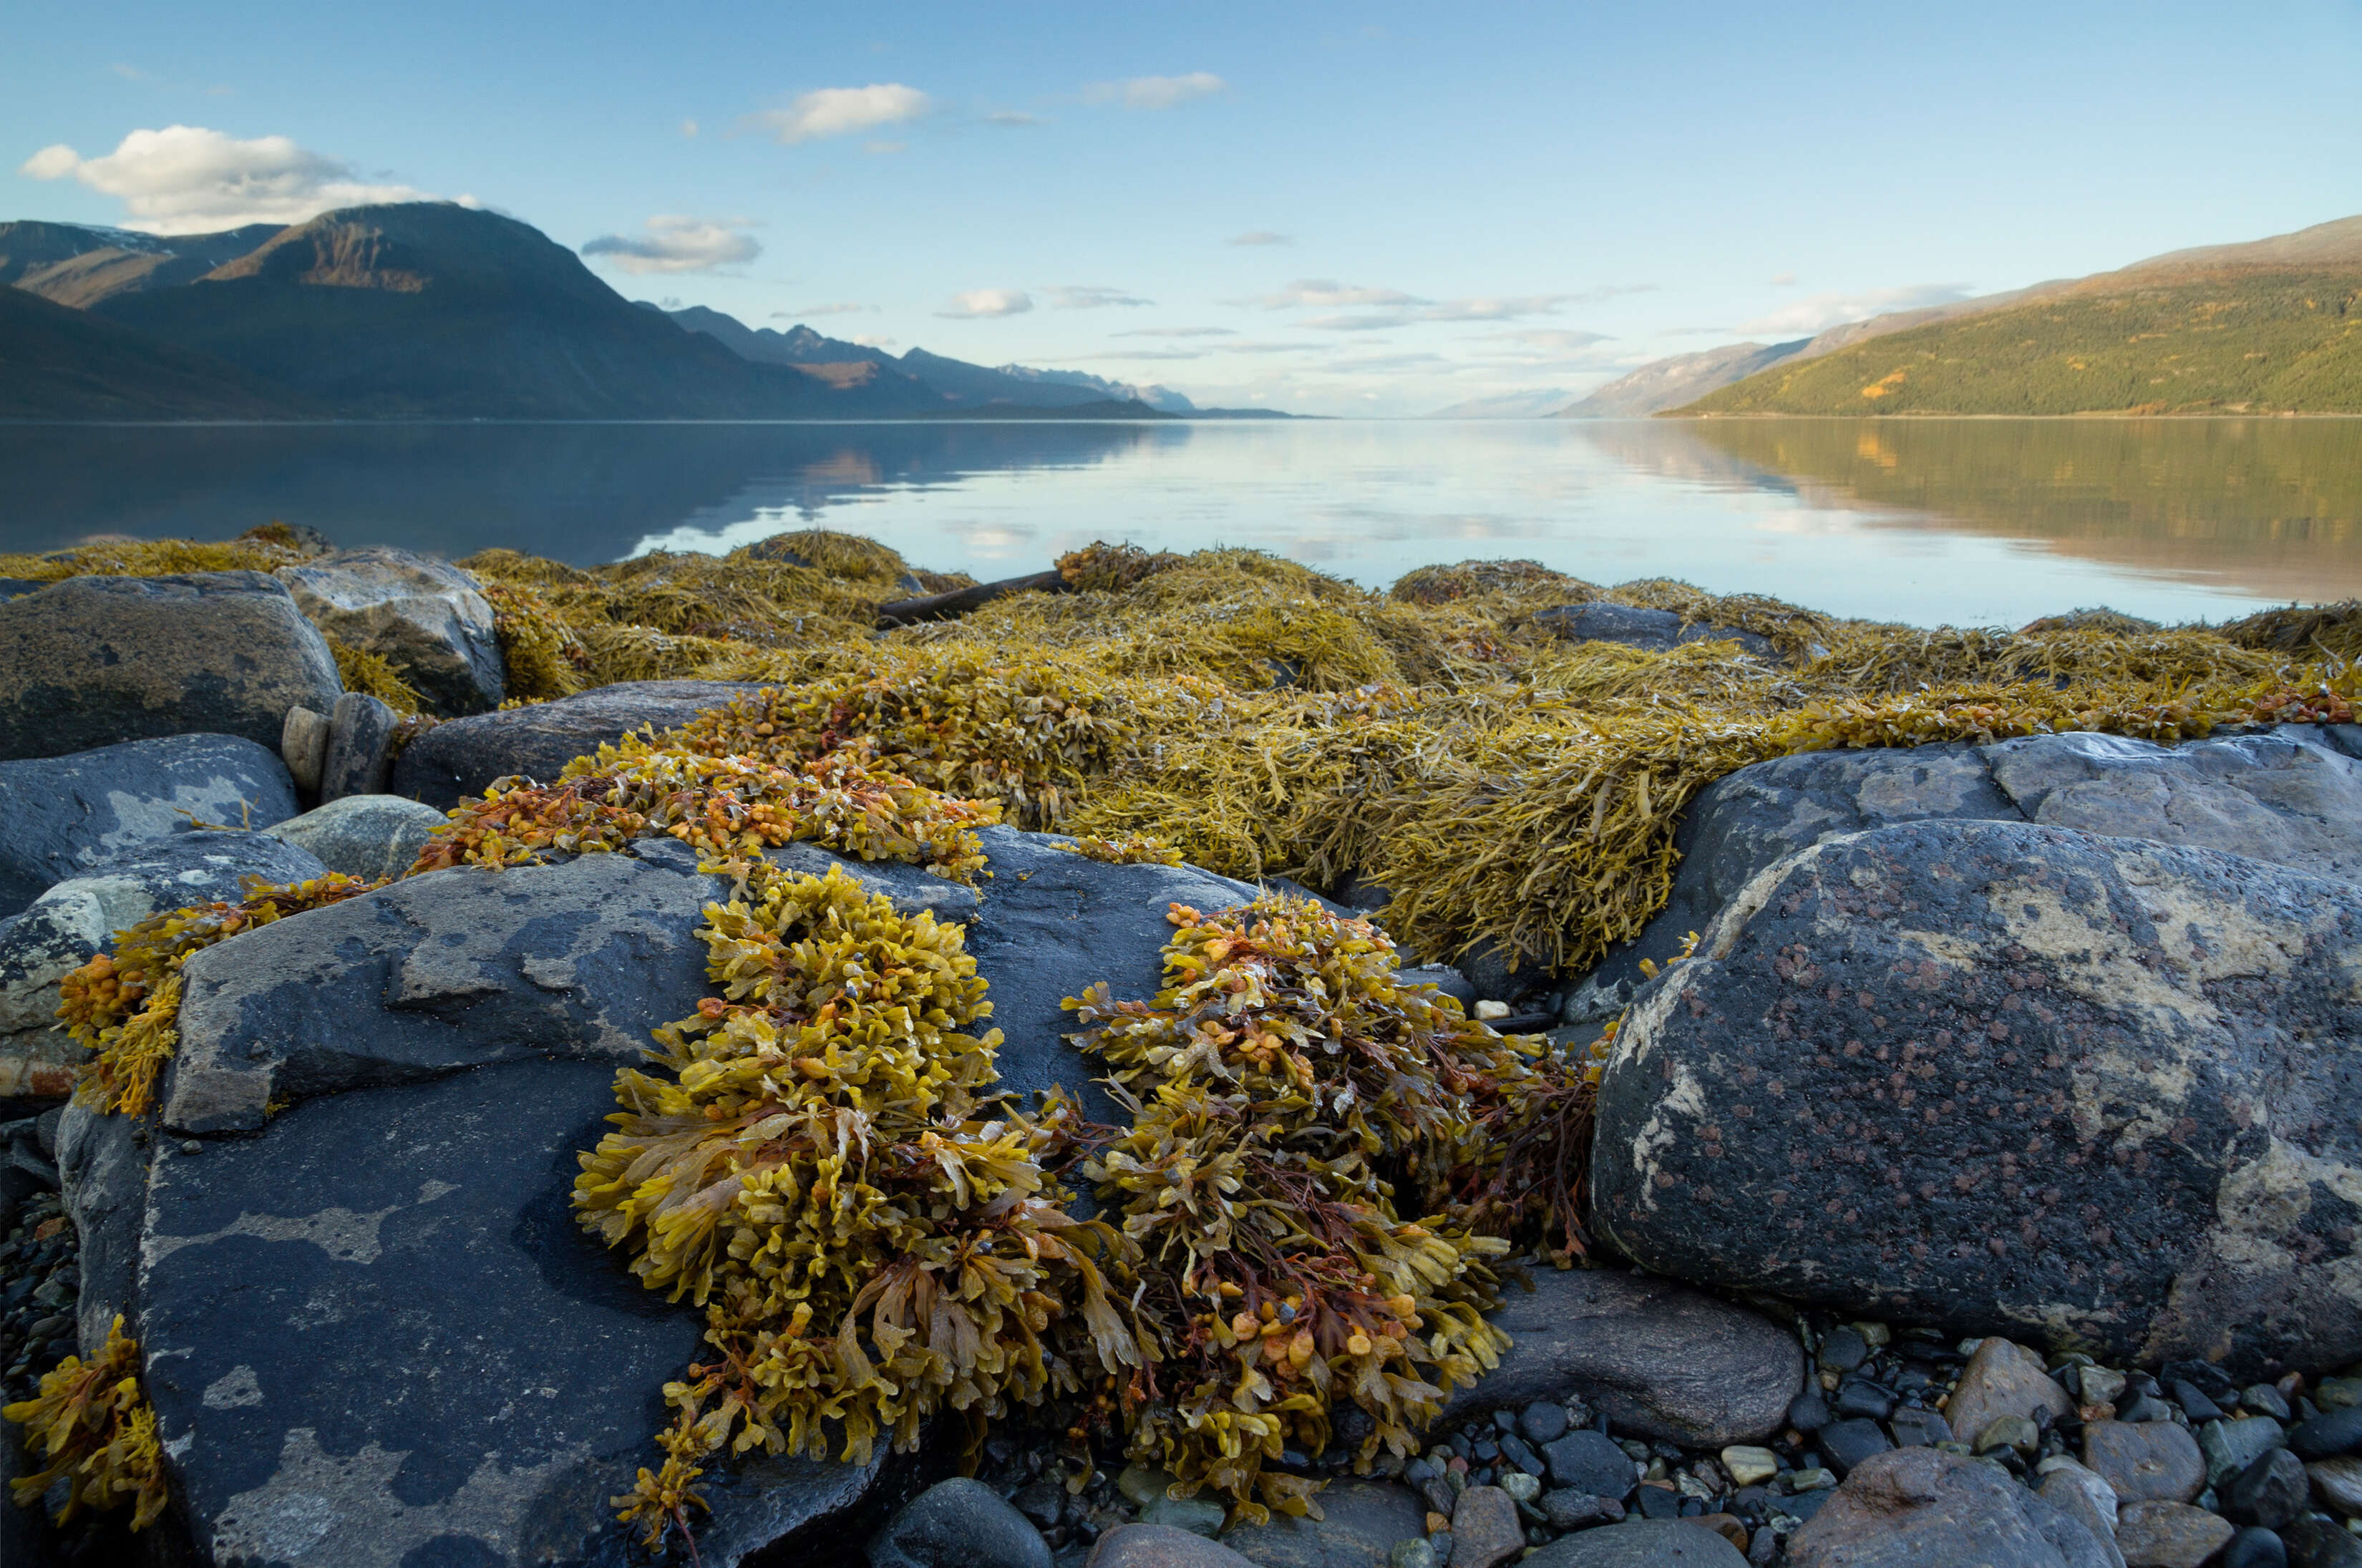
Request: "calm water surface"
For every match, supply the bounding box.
[3,417,2356,626]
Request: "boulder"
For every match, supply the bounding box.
[2111,1501,2233,1567]
[1944,1340,2075,1453]
[0,734,301,917]
[1592,819,2362,1375]
[1565,725,2362,1026]
[867,1476,1051,1568]
[260,794,450,882]
[389,679,769,807]
[99,827,1264,1564]
[1522,1519,1750,1565]
[1,831,330,1100]
[1532,603,1778,661]
[1089,1526,1259,1568]
[1435,1268,1802,1447]
[319,691,399,801]
[276,547,505,715]
[1215,1479,1426,1568]
[0,572,342,761]
[1785,1446,2116,1568]
[2083,1422,2206,1506]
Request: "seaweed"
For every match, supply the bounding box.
[1054,834,1186,867]
[1,1316,167,1529]
[326,635,423,716]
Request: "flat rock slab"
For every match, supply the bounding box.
[389,679,770,807]
[1436,1267,1802,1447]
[1,831,329,1100]
[1786,1446,2115,1567]
[1593,818,2362,1376]
[0,572,342,761]
[1532,603,1778,662]
[0,734,301,917]
[1567,725,2362,1026]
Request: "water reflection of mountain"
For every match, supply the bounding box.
[0,421,1177,563]
[1595,417,2362,605]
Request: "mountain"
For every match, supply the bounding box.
[0,221,283,309]
[1681,215,2362,417]
[1427,388,1583,419]
[0,282,315,419]
[988,364,1195,414]
[80,204,933,419]
[1558,342,1808,417]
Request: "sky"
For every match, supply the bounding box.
[7,1,2362,416]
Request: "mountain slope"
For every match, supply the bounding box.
[92,204,911,418]
[988,364,1194,413]
[0,221,283,309]
[1674,214,2362,417]
[1681,263,2362,416]
[0,283,316,419]
[1560,344,1808,417]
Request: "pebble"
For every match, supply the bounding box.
[2310,1456,2362,1518]
[2247,1386,2297,1423]
[2220,1526,2290,1568]
[2085,1420,2207,1504]
[2205,1418,2291,1487]
[2283,1514,2362,1568]
[2080,1366,2131,1407]
[1720,1447,1778,1488]
[1831,1380,1895,1421]
[1389,1542,1438,1568]
[2294,1408,2362,1462]
[1817,1418,1894,1477]
[1545,1430,1638,1499]
[1500,1472,1540,1504]
[2320,1380,2362,1413]
[1520,1403,1571,1445]
[1450,1486,1523,1568]
[2116,1500,2236,1568]
[1538,1490,1625,1529]
[1141,1494,1225,1538]
[1787,1388,1832,1433]
[1887,1407,1953,1448]
[1977,1416,2042,1458]
[1819,1328,1870,1373]
[2223,1448,2308,1530]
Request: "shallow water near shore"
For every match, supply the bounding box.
[4,415,2357,625]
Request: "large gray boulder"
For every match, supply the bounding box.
[0,573,343,761]
[276,547,505,715]
[389,678,769,807]
[0,831,329,1101]
[1592,818,2362,1376]
[99,827,1263,1565]
[259,794,451,882]
[1566,724,2362,1025]
[0,734,301,917]
[1532,603,1779,662]
[1435,1268,1802,1446]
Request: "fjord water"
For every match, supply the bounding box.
[4,417,2355,625]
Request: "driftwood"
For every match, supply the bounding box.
[875,569,1069,627]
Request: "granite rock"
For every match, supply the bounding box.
[277,547,504,716]
[389,678,769,807]
[1787,1446,2116,1568]
[259,794,450,882]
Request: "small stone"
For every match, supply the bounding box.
[1832,1380,1895,1421]
[179,1140,202,1156]
[869,1478,1052,1568]
[2206,1418,2291,1488]
[2081,1368,2131,1408]
[2247,1387,2297,1423]
[1635,1482,1681,1519]
[1976,1416,2041,1458]
[1692,1513,1749,1550]
[1850,1323,1890,1350]
[1721,1448,1778,1488]
[2172,1382,2227,1423]
[2218,1526,2290,1568]
[1545,1430,1638,1499]
[2294,1408,2362,1462]
[2086,1420,2207,1504]
[1087,1524,1258,1568]
[1474,1000,1510,1021]
[1787,1388,1832,1433]
[1139,1494,1225,1539]
[1887,1408,1953,1448]
[1817,1418,1893,1477]
[2225,1448,2308,1529]
[1500,1472,1540,1504]
[1819,1328,1870,1373]
[1786,1469,1837,1493]
[1500,1434,1545,1477]
[2119,1391,2177,1424]
[1942,1337,2075,1452]
[1427,1511,1452,1536]
[1538,1490,1625,1529]
[2038,1461,2122,1562]
[2282,1514,2362,1568]
[1450,1486,1523,1568]
[2322,1381,2362,1413]
[1521,1403,1570,1445]
[2115,1500,2235,1568]
[1014,1481,1066,1528]
[1391,1542,1439,1568]
[2311,1455,2362,1517]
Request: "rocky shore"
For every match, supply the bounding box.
[4,532,2361,1568]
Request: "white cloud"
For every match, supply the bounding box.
[1094,349,1208,361]
[1115,326,1236,338]
[1490,329,1614,353]
[937,288,1033,318]
[681,119,700,138]
[1048,285,1152,309]
[753,84,930,145]
[1228,230,1291,246]
[581,215,760,274]
[1738,282,1972,336]
[987,111,1044,127]
[16,125,431,235]
[852,334,896,348]
[1419,294,1575,322]
[1303,312,1411,331]
[1087,72,1226,109]
[774,302,872,318]
[1248,278,1428,309]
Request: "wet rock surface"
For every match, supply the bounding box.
[388,678,771,806]
[277,546,505,716]
[1532,603,1779,663]
[0,572,343,762]
[1592,818,2362,1373]
[0,734,301,917]
[258,792,450,881]
[1785,1446,2115,1567]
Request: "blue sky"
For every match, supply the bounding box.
[9,1,2361,414]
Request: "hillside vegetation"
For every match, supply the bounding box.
[1679,265,2362,415]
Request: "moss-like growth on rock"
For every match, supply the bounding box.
[326,634,423,715]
